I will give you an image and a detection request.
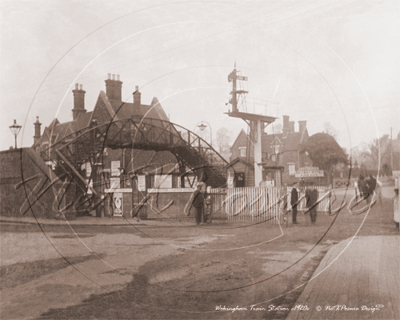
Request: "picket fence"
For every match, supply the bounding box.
[208,186,331,223]
[209,187,284,224]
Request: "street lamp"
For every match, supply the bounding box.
[195,121,212,146]
[9,119,22,149]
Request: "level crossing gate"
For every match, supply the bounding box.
[209,187,286,224]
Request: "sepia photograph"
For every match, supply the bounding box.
[0,0,399,319]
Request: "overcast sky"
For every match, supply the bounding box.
[1,0,399,153]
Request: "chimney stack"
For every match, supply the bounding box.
[105,74,122,101]
[298,120,307,133]
[133,85,141,107]
[289,121,295,133]
[33,116,41,145]
[72,83,86,120]
[282,115,290,135]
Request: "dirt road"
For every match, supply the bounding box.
[1,194,397,319]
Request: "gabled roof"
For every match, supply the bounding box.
[226,157,254,169]
[73,112,93,131]
[231,129,248,151]
[261,130,308,153]
[271,136,282,146]
[109,97,169,122]
[35,90,170,147]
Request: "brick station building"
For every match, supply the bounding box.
[29,74,204,218]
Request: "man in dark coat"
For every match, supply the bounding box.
[366,175,377,198]
[310,189,319,224]
[357,175,370,204]
[291,183,299,224]
[305,188,312,222]
[191,183,205,225]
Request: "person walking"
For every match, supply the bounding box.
[291,183,299,224]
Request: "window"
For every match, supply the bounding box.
[239,147,246,157]
[289,164,296,176]
[235,172,245,187]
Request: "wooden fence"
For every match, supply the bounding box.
[210,187,285,223]
[148,186,335,223]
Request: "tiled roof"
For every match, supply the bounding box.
[261,130,308,153]
[226,157,254,168]
[36,91,170,147]
[73,112,93,131]
[110,97,169,122]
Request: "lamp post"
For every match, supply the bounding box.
[9,119,22,149]
[195,121,212,146]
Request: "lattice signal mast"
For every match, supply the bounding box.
[226,64,276,186]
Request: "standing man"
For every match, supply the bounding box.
[366,174,377,198]
[291,182,299,225]
[357,175,370,204]
[310,189,319,225]
[305,188,312,223]
[189,183,205,225]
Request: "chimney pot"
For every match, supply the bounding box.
[282,115,290,135]
[117,74,120,81]
[133,86,141,106]
[79,84,83,90]
[108,73,111,79]
[105,75,122,100]
[298,120,307,133]
[72,84,86,120]
[33,116,42,145]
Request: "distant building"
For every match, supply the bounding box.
[229,115,311,187]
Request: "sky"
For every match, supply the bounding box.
[1,0,399,153]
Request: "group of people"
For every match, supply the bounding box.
[356,174,378,204]
[290,182,319,225]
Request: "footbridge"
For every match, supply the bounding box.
[40,117,228,190]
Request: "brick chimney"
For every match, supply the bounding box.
[289,121,295,133]
[72,83,86,120]
[298,120,307,133]
[33,116,41,144]
[133,85,141,107]
[282,115,290,135]
[105,73,122,101]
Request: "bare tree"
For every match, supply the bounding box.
[360,134,392,172]
[215,127,231,154]
[323,122,338,139]
[272,123,282,134]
